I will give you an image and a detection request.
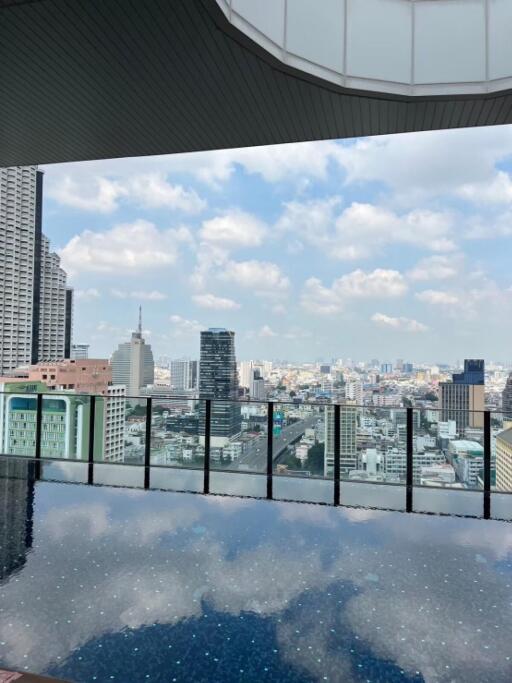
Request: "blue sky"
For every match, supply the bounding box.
[41,124,512,364]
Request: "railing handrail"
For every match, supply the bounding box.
[0,392,500,519]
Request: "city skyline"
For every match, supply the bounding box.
[39,124,512,363]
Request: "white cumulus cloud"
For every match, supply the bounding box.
[111,289,168,301]
[200,211,267,247]
[258,325,277,337]
[407,255,460,282]
[192,293,240,310]
[169,314,204,337]
[277,198,455,261]
[47,172,205,214]
[48,176,125,213]
[221,260,290,296]
[301,269,407,314]
[336,126,512,206]
[74,288,101,301]
[126,173,206,213]
[416,289,460,305]
[59,220,180,275]
[371,313,428,333]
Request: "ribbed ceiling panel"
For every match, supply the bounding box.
[1,0,512,167]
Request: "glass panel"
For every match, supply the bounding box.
[346,0,411,83]
[209,471,266,498]
[414,487,482,518]
[150,397,203,470]
[491,493,512,521]
[209,401,266,472]
[287,0,344,72]
[1,391,38,458]
[340,481,405,510]
[210,401,267,497]
[273,475,332,505]
[150,466,203,493]
[40,460,88,484]
[414,408,484,517]
[414,0,485,84]
[232,0,285,46]
[342,406,405,511]
[104,395,148,466]
[44,392,101,461]
[93,463,144,488]
[272,403,331,504]
[0,391,102,462]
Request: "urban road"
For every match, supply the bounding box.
[237,415,319,471]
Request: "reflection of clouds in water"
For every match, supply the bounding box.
[278,502,337,527]
[340,507,390,524]
[0,484,511,682]
[276,593,355,682]
[342,543,512,683]
[453,522,512,560]
[43,503,111,540]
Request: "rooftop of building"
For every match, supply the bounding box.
[496,427,512,447]
[449,442,485,458]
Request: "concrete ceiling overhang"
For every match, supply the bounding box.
[1,0,512,167]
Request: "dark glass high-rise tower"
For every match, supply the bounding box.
[452,359,485,385]
[199,329,241,446]
[440,359,485,431]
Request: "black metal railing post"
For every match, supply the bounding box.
[333,404,340,506]
[483,410,491,519]
[406,407,413,512]
[88,395,96,485]
[267,401,274,500]
[203,399,211,494]
[144,398,152,490]
[34,393,43,480]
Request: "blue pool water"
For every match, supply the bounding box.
[0,463,511,682]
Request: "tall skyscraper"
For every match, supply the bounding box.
[199,328,241,447]
[170,359,198,392]
[64,288,73,359]
[502,372,512,417]
[238,360,272,390]
[111,308,154,397]
[104,384,127,463]
[0,166,72,374]
[440,359,485,431]
[37,235,70,362]
[324,400,358,476]
[250,367,266,400]
[238,360,254,390]
[345,379,363,405]
[495,426,512,491]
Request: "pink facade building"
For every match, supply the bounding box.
[26,359,112,395]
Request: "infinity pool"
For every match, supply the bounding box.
[0,462,511,682]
